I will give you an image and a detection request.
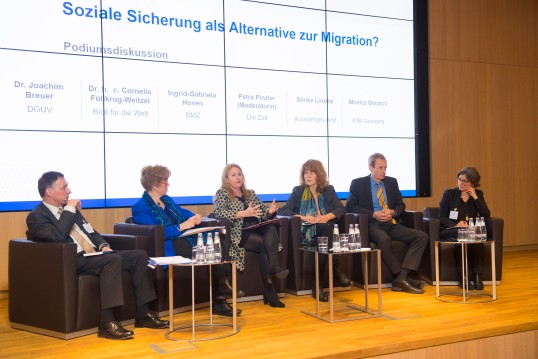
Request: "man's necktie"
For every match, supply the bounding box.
[377,184,396,224]
[58,208,96,253]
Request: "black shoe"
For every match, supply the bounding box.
[135,312,169,329]
[392,279,424,294]
[212,300,242,317]
[474,273,484,290]
[458,275,474,290]
[407,277,424,290]
[262,284,285,308]
[97,321,134,340]
[333,265,352,287]
[216,277,245,301]
[312,283,328,302]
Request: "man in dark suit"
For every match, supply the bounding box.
[26,171,168,339]
[345,153,428,294]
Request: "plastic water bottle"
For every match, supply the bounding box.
[480,217,487,241]
[348,224,356,250]
[196,233,205,263]
[468,218,476,241]
[332,224,340,252]
[206,232,214,263]
[354,224,361,250]
[213,232,222,262]
[475,217,483,241]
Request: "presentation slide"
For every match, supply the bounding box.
[0,0,425,211]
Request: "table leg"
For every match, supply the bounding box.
[209,264,213,325]
[315,252,320,315]
[364,251,369,311]
[328,253,334,322]
[169,266,174,332]
[491,241,496,300]
[232,261,237,332]
[376,250,382,315]
[435,241,440,299]
[461,242,469,303]
[191,264,195,340]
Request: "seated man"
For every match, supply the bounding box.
[26,171,169,340]
[345,153,428,294]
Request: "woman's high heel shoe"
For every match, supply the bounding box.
[263,283,285,308]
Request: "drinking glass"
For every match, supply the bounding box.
[340,234,349,251]
[457,228,465,242]
[317,236,328,253]
[192,246,198,263]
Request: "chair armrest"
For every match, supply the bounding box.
[423,217,440,242]
[9,239,78,328]
[401,210,423,230]
[114,222,164,257]
[491,217,504,280]
[102,233,147,251]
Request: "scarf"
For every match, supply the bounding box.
[299,187,326,245]
[143,192,199,252]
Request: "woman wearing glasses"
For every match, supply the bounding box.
[131,165,242,317]
[439,166,492,290]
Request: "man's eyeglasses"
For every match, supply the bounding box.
[457,178,470,184]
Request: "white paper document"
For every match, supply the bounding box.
[180,226,225,237]
[148,256,192,266]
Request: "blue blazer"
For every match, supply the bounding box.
[132,195,195,257]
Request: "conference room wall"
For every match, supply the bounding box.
[1,0,537,292]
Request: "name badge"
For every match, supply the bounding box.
[449,210,458,220]
[83,222,95,233]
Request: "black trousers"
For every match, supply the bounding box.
[368,222,429,275]
[241,224,280,281]
[440,228,484,275]
[76,249,156,310]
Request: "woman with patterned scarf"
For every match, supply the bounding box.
[131,165,243,317]
[213,163,288,308]
[278,159,351,302]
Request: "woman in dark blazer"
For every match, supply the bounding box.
[439,166,492,290]
[278,159,350,302]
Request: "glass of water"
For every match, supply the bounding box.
[340,234,349,251]
[317,236,328,253]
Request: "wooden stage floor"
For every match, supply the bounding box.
[1,250,538,359]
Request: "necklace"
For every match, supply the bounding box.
[149,193,163,207]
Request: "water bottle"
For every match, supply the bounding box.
[332,224,340,252]
[468,218,476,241]
[205,232,214,263]
[348,224,356,250]
[196,233,206,263]
[354,224,361,250]
[213,232,222,262]
[475,217,483,241]
[480,217,487,241]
